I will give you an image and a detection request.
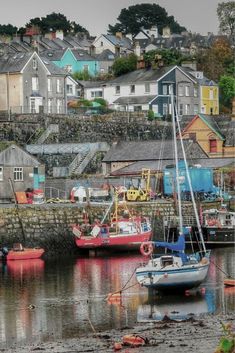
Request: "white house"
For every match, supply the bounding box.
[134,26,158,40]
[92,34,132,55]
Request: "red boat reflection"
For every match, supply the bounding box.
[7,259,45,278]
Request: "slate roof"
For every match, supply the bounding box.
[103,34,132,50]
[0,144,41,166]
[77,80,105,88]
[71,49,96,61]
[108,66,174,85]
[95,49,116,61]
[110,157,235,176]
[0,52,67,76]
[113,95,157,105]
[180,114,235,146]
[41,37,62,49]
[42,49,67,61]
[103,140,207,162]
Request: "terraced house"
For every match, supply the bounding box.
[0,52,67,114]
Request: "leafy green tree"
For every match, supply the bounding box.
[217,2,235,39]
[70,21,89,35]
[112,54,137,76]
[144,49,194,68]
[219,75,235,109]
[72,70,93,81]
[108,4,186,36]
[0,24,18,36]
[93,98,107,107]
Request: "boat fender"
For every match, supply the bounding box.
[200,257,209,265]
[140,242,153,256]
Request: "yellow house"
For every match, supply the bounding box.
[181,114,235,158]
[200,83,219,115]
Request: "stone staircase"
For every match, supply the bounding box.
[36,124,59,144]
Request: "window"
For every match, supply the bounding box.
[115,86,120,94]
[48,99,53,113]
[194,87,198,97]
[185,104,190,115]
[91,91,102,98]
[209,89,214,100]
[0,167,3,181]
[163,85,168,95]
[101,41,103,47]
[56,99,62,114]
[32,77,39,91]
[145,83,150,93]
[30,98,36,113]
[169,84,173,94]
[209,139,217,153]
[56,79,62,93]
[83,65,89,72]
[67,84,73,94]
[130,85,135,94]
[47,78,52,92]
[185,86,189,96]
[163,103,168,115]
[14,167,23,181]
[179,104,183,116]
[32,58,37,69]
[194,104,199,114]
[178,86,183,96]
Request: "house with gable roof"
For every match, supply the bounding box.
[43,47,99,76]
[0,51,67,114]
[92,33,132,56]
[180,113,235,159]
[0,143,45,201]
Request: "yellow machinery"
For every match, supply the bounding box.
[126,169,151,201]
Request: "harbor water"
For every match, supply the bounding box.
[0,247,234,350]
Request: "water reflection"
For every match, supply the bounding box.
[0,248,234,349]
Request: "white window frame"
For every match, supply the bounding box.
[32,77,39,91]
[56,79,62,93]
[48,78,52,92]
[185,86,190,97]
[169,84,173,94]
[194,87,198,97]
[67,84,73,94]
[194,104,199,114]
[209,89,214,100]
[14,167,23,181]
[0,166,3,181]
[185,104,190,115]
[48,98,53,113]
[83,65,89,72]
[163,103,168,115]
[56,99,62,114]
[163,85,168,95]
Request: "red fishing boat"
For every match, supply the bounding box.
[72,195,152,251]
[4,243,45,260]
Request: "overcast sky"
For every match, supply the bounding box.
[0,0,225,36]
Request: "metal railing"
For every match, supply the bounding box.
[45,187,67,200]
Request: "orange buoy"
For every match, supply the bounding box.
[140,242,153,256]
[107,292,122,305]
[122,335,145,347]
[224,279,235,287]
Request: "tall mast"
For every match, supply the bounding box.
[175,103,207,253]
[171,95,183,233]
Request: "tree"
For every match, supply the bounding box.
[108,4,186,36]
[196,38,234,81]
[72,70,93,81]
[217,2,235,39]
[26,13,89,36]
[0,24,18,36]
[112,54,137,76]
[219,75,235,109]
[144,49,194,68]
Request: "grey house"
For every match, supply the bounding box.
[0,144,45,201]
[0,51,67,114]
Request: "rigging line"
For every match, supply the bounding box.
[209,258,234,279]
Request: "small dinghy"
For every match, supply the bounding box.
[224,279,235,287]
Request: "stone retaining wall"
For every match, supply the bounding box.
[0,202,176,255]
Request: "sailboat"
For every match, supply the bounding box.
[136,95,211,291]
[72,191,152,251]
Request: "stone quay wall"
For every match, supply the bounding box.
[0,202,177,256]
